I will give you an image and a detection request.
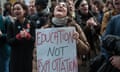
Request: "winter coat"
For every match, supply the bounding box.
[0,15,7,46]
[100,9,118,35]
[42,17,90,63]
[0,15,10,72]
[7,18,35,72]
[75,11,100,51]
[29,12,50,28]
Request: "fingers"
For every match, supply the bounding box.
[20,30,25,37]
[73,31,79,40]
[109,56,113,61]
[72,31,79,44]
[20,28,30,38]
[109,56,120,69]
[86,18,97,27]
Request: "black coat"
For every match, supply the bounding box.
[75,11,100,51]
[7,18,35,72]
[29,12,49,28]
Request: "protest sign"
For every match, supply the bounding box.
[36,27,78,72]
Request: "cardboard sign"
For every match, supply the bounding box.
[36,27,78,72]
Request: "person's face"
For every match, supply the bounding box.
[54,2,68,18]
[108,3,113,10]
[13,4,25,19]
[91,4,99,13]
[28,3,36,15]
[113,0,120,13]
[51,0,57,7]
[79,0,89,14]
[6,4,11,10]
[68,0,75,12]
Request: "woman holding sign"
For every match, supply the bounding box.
[41,1,90,71]
[7,2,35,72]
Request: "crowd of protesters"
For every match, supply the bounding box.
[0,0,120,72]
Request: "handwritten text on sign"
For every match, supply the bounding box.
[36,27,78,72]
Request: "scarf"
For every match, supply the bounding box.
[52,17,68,27]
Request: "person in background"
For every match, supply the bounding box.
[7,2,35,72]
[102,13,120,71]
[103,0,114,12]
[67,0,76,18]
[27,0,36,19]
[3,1,12,17]
[100,0,120,67]
[75,0,100,63]
[91,0,104,24]
[30,0,50,72]
[50,0,57,12]
[30,0,50,28]
[0,7,11,72]
[100,0,120,35]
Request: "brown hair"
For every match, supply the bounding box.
[93,0,104,11]
[50,1,71,18]
[105,0,114,8]
[13,1,28,17]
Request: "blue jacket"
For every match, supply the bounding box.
[0,15,11,72]
[103,14,120,36]
[0,15,7,46]
[101,14,120,59]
